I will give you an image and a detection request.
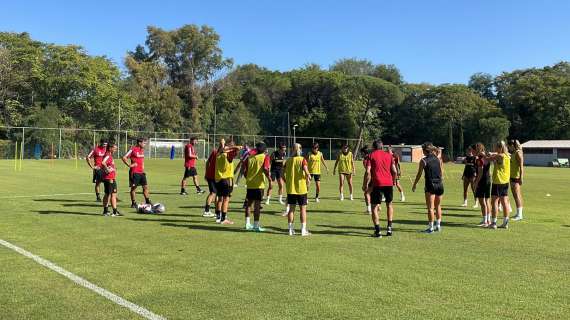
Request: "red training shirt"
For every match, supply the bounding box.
[88,146,107,167]
[184,143,197,168]
[367,149,394,187]
[102,153,116,180]
[205,150,218,180]
[125,146,145,174]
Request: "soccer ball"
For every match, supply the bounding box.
[137,204,153,214]
[152,203,165,214]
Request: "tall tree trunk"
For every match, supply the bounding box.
[447,121,454,161]
[353,104,371,161]
[459,122,464,155]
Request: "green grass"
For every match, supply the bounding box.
[1,159,569,320]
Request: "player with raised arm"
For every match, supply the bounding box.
[101,142,121,217]
[412,142,444,234]
[333,144,355,201]
[180,137,204,195]
[215,139,242,224]
[364,140,397,238]
[244,142,272,231]
[86,139,107,202]
[306,143,329,203]
[122,138,151,208]
[284,143,312,236]
[266,143,287,205]
[202,147,218,218]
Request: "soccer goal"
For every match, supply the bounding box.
[147,138,207,159]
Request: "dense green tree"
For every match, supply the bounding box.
[330,58,375,76]
[468,72,495,100]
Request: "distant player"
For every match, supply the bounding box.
[122,138,151,208]
[333,145,355,201]
[202,147,218,218]
[180,137,204,195]
[412,142,444,233]
[215,139,242,224]
[364,140,397,238]
[244,142,272,231]
[101,142,121,217]
[508,139,524,221]
[284,143,312,236]
[234,144,250,187]
[462,145,478,207]
[487,141,511,229]
[360,146,372,214]
[306,143,329,202]
[473,143,491,226]
[86,139,108,202]
[266,143,287,205]
[388,146,406,202]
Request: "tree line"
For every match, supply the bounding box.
[1,25,569,158]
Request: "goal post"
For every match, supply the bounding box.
[147,138,207,159]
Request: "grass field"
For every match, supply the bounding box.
[1,159,569,319]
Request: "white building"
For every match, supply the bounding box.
[521,140,570,166]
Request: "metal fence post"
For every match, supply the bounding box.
[58,128,62,159]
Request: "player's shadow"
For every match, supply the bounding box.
[264,225,369,237]
[36,210,100,216]
[178,205,207,209]
[161,222,269,234]
[33,199,91,203]
[62,203,101,208]
[408,210,476,218]
[394,219,477,229]
[308,209,362,215]
[127,217,191,223]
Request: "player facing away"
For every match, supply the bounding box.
[473,143,492,226]
[487,141,512,229]
[387,146,406,202]
[266,143,287,205]
[508,139,524,221]
[121,138,151,208]
[360,146,372,214]
[214,139,242,224]
[462,145,478,208]
[284,143,312,236]
[86,139,108,202]
[180,137,204,195]
[101,143,121,217]
[412,142,444,234]
[364,140,397,238]
[306,143,329,203]
[333,145,355,201]
[202,148,218,218]
[244,142,272,231]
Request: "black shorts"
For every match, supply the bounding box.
[370,186,393,205]
[287,194,308,206]
[215,179,233,197]
[92,169,104,183]
[475,181,491,199]
[103,180,117,195]
[491,183,509,197]
[246,189,263,201]
[311,174,321,182]
[183,167,197,178]
[425,180,444,196]
[270,169,283,181]
[206,178,217,194]
[130,172,148,187]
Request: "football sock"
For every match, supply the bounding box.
[246,217,251,225]
[315,193,319,199]
[436,219,441,227]
[205,204,210,212]
[215,210,221,219]
[221,212,227,221]
[131,200,136,205]
[112,208,118,214]
[181,188,185,193]
[387,221,393,229]
[96,192,101,199]
[428,221,434,229]
[103,206,109,214]
[145,197,151,204]
[288,223,294,231]
[196,186,202,192]
[301,223,307,231]
[374,224,380,233]
[492,217,497,224]
[254,221,259,228]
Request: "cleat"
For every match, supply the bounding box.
[473,202,479,208]
[130,203,138,209]
[340,195,344,201]
[202,211,215,218]
[371,231,382,238]
[102,212,110,217]
[288,229,296,236]
[196,190,205,194]
[400,195,406,202]
[489,223,497,229]
[434,225,441,232]
[113,211,123,217]
[498,222,509,229]
[422,227,434,234]
[180,191,188,196]
[512,215,523,221]
[279,200,285,205]
[245,223,254,231]
[350,194,354,201]
[301,230,311,237]
[315,197,320,203]
[265,198,270,205]
[253,226,265,232]
[386,228,393,236]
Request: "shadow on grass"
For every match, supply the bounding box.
[394,219,478,229]
[36,210,101,216]
[264,225,369,237]
[161,222,266,234]
[33,198,92,203]
[408,210,478,218]
[62,203,102,208]
[127,217,192,223]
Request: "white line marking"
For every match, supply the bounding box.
[0,192,92,199]
[0,239,166,320]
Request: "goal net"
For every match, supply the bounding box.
[147,138,207,159]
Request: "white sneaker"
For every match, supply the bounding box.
[340,194,344,201]
[512,215,523,221]
[301,230,311,236]
[202,211,215,218]
[473,202,479,208]
[349,194,354,201]
[265,198,270,205]
[289,229,295,236]
[401,195,406,202]
[315,197,320,203]
[279,199,285,205]
[461,201,468,207]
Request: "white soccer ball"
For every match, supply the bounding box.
[152,203,165,214]
[137,204,153,214]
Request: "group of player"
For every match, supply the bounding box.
[86,135,525,237]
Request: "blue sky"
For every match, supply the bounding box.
[1,0,569,84]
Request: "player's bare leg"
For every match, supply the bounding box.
[347,174,354,200]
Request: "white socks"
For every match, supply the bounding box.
[246,217,251,225]
[516,207,523,217]
[254,221,259,228]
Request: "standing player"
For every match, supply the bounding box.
[360,146,372,214]
[121,138,151,208]
[234,144,250,187]
[266,144,287,205]
[215,139,241,224]
[180,137,204,195]
[364,140,397,238]
[508,140,524,221]
[284,143,312,236]
[86,139,108,202]
[461,146,478,207]
[244,142,272,231]
[202,147,218,218]
[101,142,121,217]
[473,143,491,226]
[412,142,444,233]
[333,145,355,201]
[306,143,329,203]
[388,146,406,202]
[488,141,511,229]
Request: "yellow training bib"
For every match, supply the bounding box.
[285,156,308,195]
[246,154,267,189]
[308,151,322,174]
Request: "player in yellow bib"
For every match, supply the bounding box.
[214,139,242,225]
[284,143,312,236]
[305,143,329,202]
[243,143,271,232]
[508,139,524,221]
[333,145,355,201]
[487,141,511,229]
